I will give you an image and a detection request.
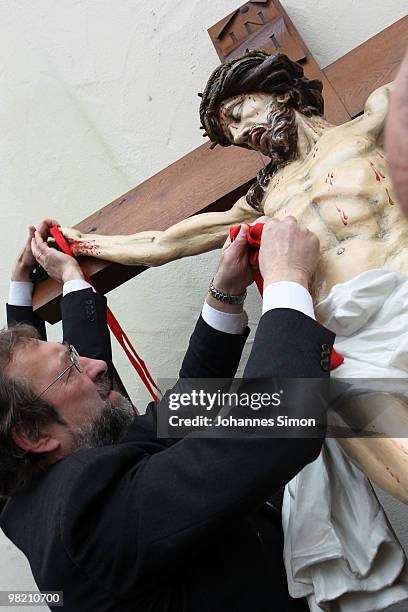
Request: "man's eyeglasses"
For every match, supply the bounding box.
[35,344,83,400]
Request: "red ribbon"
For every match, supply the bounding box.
[50,226,161,401]
[229,223,344,371]
[230,223,265,294]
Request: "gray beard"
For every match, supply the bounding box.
[69,375,135,450]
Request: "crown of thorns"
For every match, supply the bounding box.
[199,50,324,148]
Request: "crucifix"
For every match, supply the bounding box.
[32,0,351,322]
[31,1,408,503]
[32,2,407,321]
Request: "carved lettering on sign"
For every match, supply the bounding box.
[208,0,306,62]
[209,3,306,64]
[212,1,280,58]
[243,11,266,34]
[270,33,282,50]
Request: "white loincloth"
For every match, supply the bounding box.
[283,269,408,611]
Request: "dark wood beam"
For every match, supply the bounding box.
[324,16,408,118]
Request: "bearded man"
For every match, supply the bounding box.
[1,219,130,501]
[58,51,408,504]
[1,216,336,612]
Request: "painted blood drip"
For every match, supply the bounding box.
[391,439,408,455]
[325,171,334,187]
[335,205,348,226]
[70,239,100,256]
[370,161,386,182]
[386,465,401,484]
[385,188,395,206]
[306,121,317,134]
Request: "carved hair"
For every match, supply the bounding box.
[199,51,324,210]
[0,325,64,498]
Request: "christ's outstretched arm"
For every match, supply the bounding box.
[60,195,260,267]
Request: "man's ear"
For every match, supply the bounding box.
[11,427,60,454]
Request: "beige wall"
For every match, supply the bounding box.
[0,1,407,609]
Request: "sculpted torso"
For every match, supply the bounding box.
[255,111,408,502]
[261,113,407,302]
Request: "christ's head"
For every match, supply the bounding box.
[200,51,324,166]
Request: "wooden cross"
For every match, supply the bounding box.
[33,1,408,323]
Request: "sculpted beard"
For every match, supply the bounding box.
[69,375,135,450]
[262,100,298,166]
[245,100,299,211]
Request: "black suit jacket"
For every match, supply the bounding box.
[2,304,334,612]
[6,288,112,365]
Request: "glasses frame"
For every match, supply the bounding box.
[34,344,83,400]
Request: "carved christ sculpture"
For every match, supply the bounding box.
[60,51,408,502]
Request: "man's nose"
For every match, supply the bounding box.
[79,356,108,381]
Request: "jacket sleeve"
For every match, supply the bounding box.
[118,314,250,446]
[179,314,250,379]
[6,288,113,365]
[61,308,335,594]
[6,304,46,340]
[61,288,112,369]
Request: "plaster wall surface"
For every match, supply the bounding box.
[0,1,407,609]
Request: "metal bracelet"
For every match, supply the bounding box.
[208,278,247,305]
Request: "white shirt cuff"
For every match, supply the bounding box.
[263,281,315,320]
[8,281,34,307]
[63,279,94,296]
[202,300,248,334]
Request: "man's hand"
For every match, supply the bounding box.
[207,223,253,314]
[212,223,253,295]
[258,216,320,289]
[11,219,59,282]
[31,231,84,285]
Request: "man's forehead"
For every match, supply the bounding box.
[11,339,65,370]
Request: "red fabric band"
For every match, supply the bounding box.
[229,223,344,371]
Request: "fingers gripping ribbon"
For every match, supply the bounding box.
[229,223,344,371]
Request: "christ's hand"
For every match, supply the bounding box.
[31,231,84,285]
